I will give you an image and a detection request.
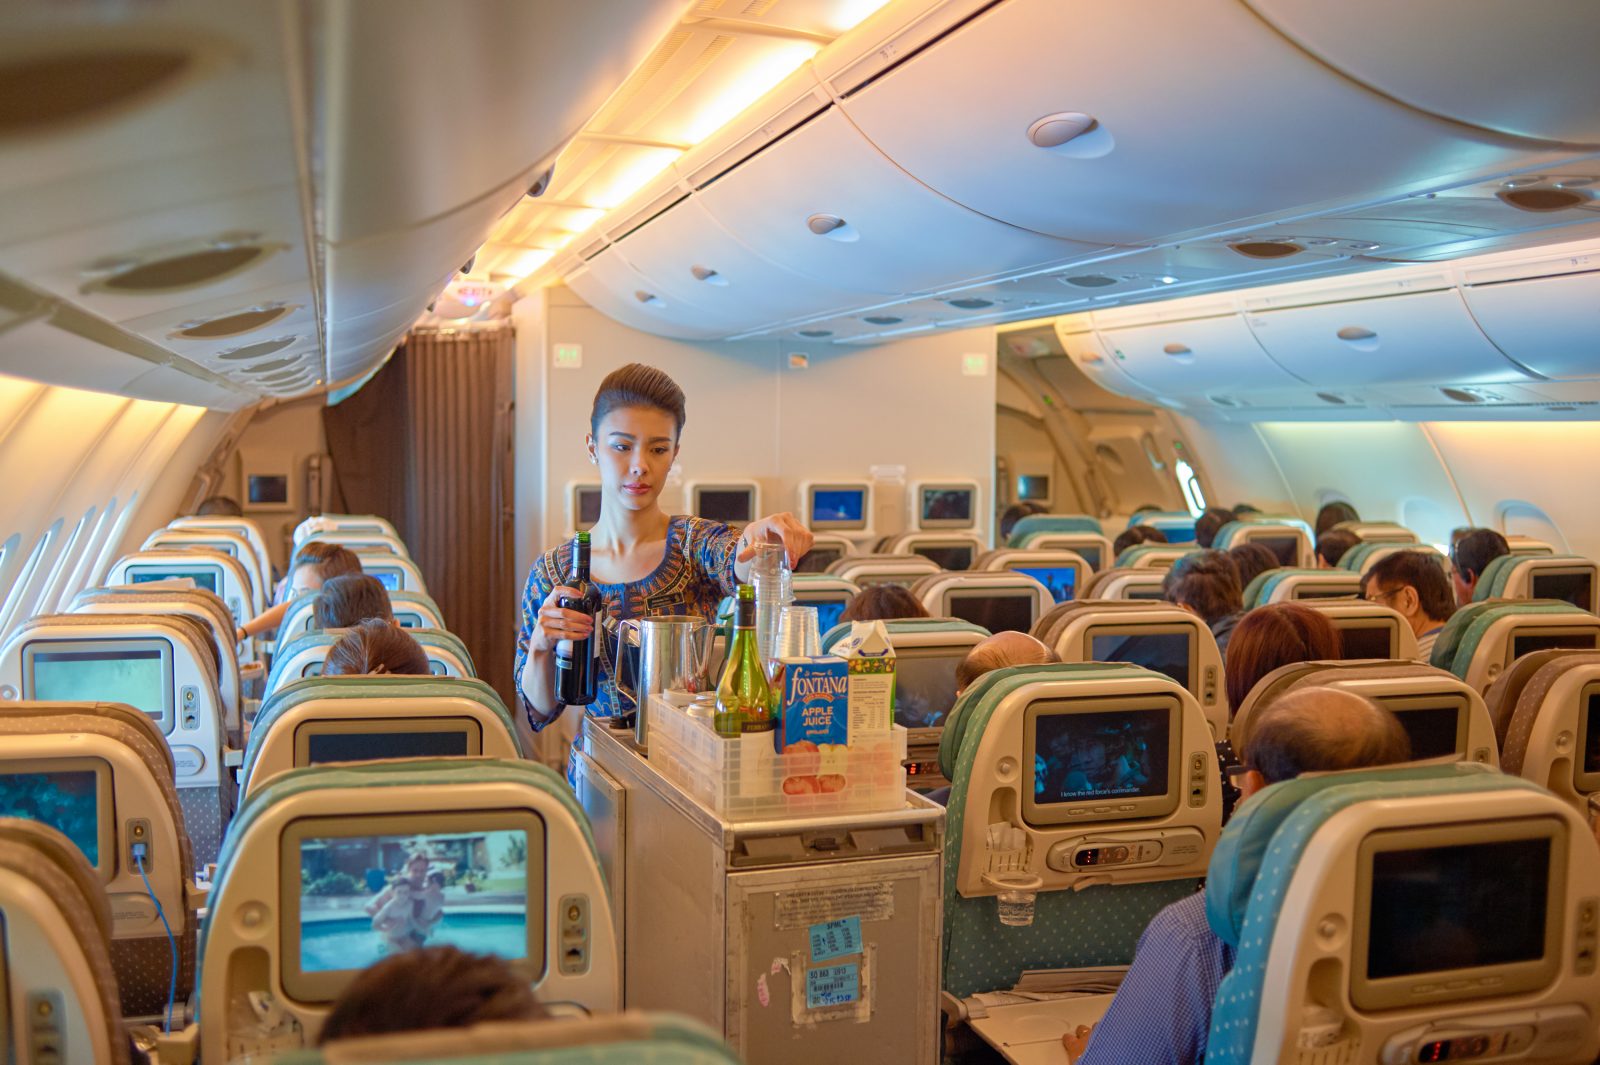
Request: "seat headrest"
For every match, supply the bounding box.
[937,661,1152,780]
[269,1013,736,1063]
[1472,553,1522,602]
[1006,514,1102,546]
[1500,650,1600,775]
[0,817,113,944]
[1204,762,1512,949]
[819,615,988,652]
[1432,598,1596,678]
[1481,648,1600,749]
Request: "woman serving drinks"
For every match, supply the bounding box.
[515,364,812,750]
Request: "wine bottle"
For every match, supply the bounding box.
[716,584,775,795]
[555,531,601,706]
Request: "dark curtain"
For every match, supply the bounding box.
[322,326,516,705]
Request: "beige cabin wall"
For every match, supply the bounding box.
[197,395,329,572]
[513,285,998,566]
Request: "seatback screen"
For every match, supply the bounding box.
[1531,571,1593,612]
[0,769,99,867]
[306,730,471,764]
[795,548,842,573]
[129,568,219,593]
[1033,708,1171,805]
[1253,535,1300,566]
[1392,705,1461,760]
[1090,631,1191,691]
[1075,546,1101,571]
[894,651,961,730]
[1513,631,1598,659]
[1296,587,1354,600]
[914,545,973,571]
[577,489,602,527]
[1338,625,1392,660]
[949,594,1032,634]
[1367,837,1549,980]
[922,489,972,523]
[812,489,864,524]
[697,489,753,525]
[31,648,166,720]
[1017,475,1049,501]
[297,828,531,975]
[1586,693,1600,775]
[1013,566,1076,604]
[370,570,402,591]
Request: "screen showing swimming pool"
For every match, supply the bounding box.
[370,570,401,591]
[0,769,99,867]
[128,568,219,593]
[298,829,529,973]
[30,647,166,720]
[1033,707,1171,804]
[1014,566,1076,604]
[812,489,864,524]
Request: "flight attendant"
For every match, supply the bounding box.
[515,363,812,748]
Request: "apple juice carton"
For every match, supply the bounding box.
[837,620,896,740]
[778,656,849,795]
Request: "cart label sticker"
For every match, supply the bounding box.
[806,963,859,1009]
[757,973,771,1008]
[809,916,862,962]
[774,883,894,929]
[771,956,788,975]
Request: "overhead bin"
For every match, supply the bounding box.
[692,107,1100,295]
[1244,288,1533,387]
[321,0,685,243]
[1092,307,1306,395]
[609,194,866,331]
[1459,250,1600,380]
[832,0,1530,246]
[1245,0,1600,145]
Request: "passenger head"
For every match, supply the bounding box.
[314,574,395,630]
[955,631,1060,694]
[318,946,547,1044]
[288,542,364,596]
[1231,503,1262,517]
[1450,528,1510,605]
[1224,603,1342,713]
[1314,528,1361,569]
[839,584,929,624]
[1228,542,1280,590]
[195,495,243,517]
[322,619,431,677]
[1314,500,1361,538]
[1236,686,1411,799]
[587,363,687,515]
[1361,550,1455,636]
[1194,507,1238,549]
[1162,549,1243,626]
[998,501,1047,540]
[1113,524,1168,557]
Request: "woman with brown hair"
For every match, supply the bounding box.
[516,363,812,746]
[1223,602,1342,714]
[323,618,432,677]
[838,584,929,625]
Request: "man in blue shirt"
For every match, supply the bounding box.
[1064,686,1413,1064]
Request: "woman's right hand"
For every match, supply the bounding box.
[530,584,594,653]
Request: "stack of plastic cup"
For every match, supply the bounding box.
[750,539,793,666]
[774,605,822,660]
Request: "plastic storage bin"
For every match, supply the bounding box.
[648,695,908,822]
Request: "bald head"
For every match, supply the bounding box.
[955,631,1060,693]
[1243,686,1412,785]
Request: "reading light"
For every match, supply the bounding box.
[1158,275,1178,285]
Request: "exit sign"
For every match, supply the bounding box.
[553,343,582,369]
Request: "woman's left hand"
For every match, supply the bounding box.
[739,512,815,568]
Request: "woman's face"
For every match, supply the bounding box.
[589,405,679,514]
[290,564,325,596]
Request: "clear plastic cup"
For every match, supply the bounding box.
[750,539,793,664]
[776,605,821,659]
[985,872,1043,927]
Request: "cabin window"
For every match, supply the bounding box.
[1175,459,1206,518]
[0,519,64,641]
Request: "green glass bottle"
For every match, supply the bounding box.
[716,585,775,795]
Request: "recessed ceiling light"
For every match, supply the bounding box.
[215,336,297,361]
[945,298,994,310]
[1157,276,1178,285]
[806,214,859,243]
[1062,275,1118,288]
[0,45,194,138]
[173,302,297,340]
[798,329,832,338]
[862,315,903,325]
[1229,240,1303,260]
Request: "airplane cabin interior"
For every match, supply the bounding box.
[2,2,1600,1064]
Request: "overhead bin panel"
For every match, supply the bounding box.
[321,0,683,243]
[1244,289,1532,387]
[1093,312,1305,395]
[1245,0,1600,145]
[833,0,1531,245]
[610,195,865,331]
[693,107,1100,294]
[565,254,731,341]
[1460,259,1600,381]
